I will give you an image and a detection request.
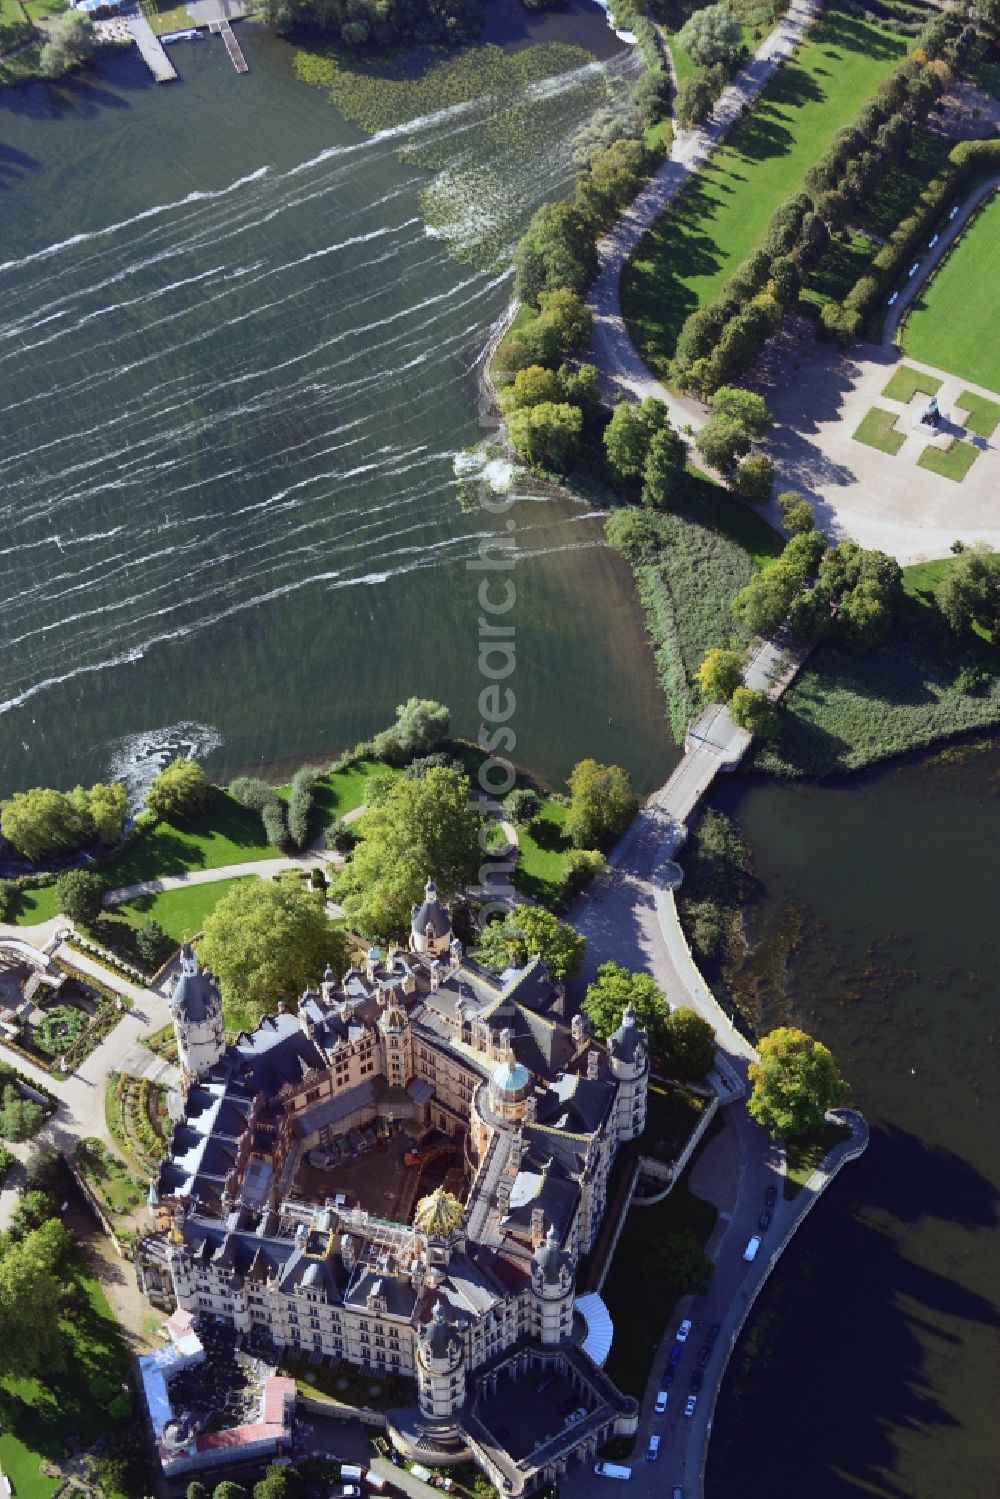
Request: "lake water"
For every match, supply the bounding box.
[707,742,1000,1499]
[0,2,676,797]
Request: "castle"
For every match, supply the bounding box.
[140,881,647,1494]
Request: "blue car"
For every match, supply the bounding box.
[668,1342,683,1368]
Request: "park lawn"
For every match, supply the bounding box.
[0,1249,130,1498]
[100,787,279,889]
[901,189,1000,391]
[916,437,979,482]
[881,365,942,403]
[9,883,60,926]
[23,0,67,18]
[622,7,906,371]
[853,405,904,455]
[956,389,1000,438]
[512,799,573,903]
[110,874,257,943]
[308,758,398,827]
[784,1118,852,1199]
[144,0,195,34]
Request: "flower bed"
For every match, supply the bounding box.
[76,1136,146,1216]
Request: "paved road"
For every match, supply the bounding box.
[587,0,824,420]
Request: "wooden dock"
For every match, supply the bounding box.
[125,12,177,83]
[209,18,248,73]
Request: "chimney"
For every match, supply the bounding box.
[587,1048,599,1081]
[530,1207,545,1248]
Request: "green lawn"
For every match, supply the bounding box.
[784,1119,852,1199]
[142,0,195,34]
[110,874,257,943]
[512,799,573,903]
[956,389,1000,438]
[305,758,399,826]
[916,438,980,482]
[0,1249,130,1499]
[853,405,904,455]
[623,7,906,370]
[100,788,278,890]
[901,189,1000,392]
[8,882,60,927]
[881,365,942,403]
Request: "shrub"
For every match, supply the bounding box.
[324,818,356,854]
[695,415,751,473]
[135,919,173,970]
[287,767,320,850]
[502,788,542,826]
[732,453,775,503]
[55,869,107,926]
[146,758,210,822]
[778,491,815,535]
[729,686,780,738]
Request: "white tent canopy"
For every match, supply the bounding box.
[575,1292,614,1367]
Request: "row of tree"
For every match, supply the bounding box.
[673,4,744,130]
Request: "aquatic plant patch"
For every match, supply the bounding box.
[295,41,636,268]
[853,406,905,455]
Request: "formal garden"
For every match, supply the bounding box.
[105,1070,170,1176]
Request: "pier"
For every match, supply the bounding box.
[209,17,248,73]
[125,11,177,83]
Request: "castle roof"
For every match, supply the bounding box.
[172,950,221,1025]
[414,1185,463,1238]
[411,877,451,939]
[491,1057,532,1098]
[608,1003,644,1064]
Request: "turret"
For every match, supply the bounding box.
[530,1223,575,1345]
[607,1003,649,1142]
[415,1300,466,1421]
[409,877,452,957]
[170,944,225,1081]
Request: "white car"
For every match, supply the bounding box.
[676,1318,693,1342]
[646,1435,660,1463]
[565,1406,588,1426]
[743,1235,762,1262]
[684,1394,698,1418]
[654,1390,669,1414]
[594,1461,632,1480]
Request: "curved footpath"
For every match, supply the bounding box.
[882,172,1000,344]
[587,0,824,424]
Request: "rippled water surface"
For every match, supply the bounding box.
[0,8,675,792]
[708,745,1000,1499]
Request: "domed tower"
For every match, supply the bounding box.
[170,944,225,1081]
[409,877,452,958]
[531,1223,575,1346]
[415,1300,466,1422]
[413,1187,465,1271]
[380,999,413,1087]
[607,1003,649,1143]
[488,1047,532,1125]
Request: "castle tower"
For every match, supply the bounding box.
[415,1300,466,1422]
[170,945,225,1081]
[488,1045,532,1125]
[409,877,452,957]
[607,1003,649,1143]
[530,1223,575,1346]
[413,1187,465,1270]
[379,1000,413,1090]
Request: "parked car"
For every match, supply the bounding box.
[690,1369,704,1393]
[706,1323,721,1344]
[663,1365,676,1386]
[765,1185,777,1208]
[646,1435,660,1463]
[743,1235,762,1262]
[759,1207,773,1231]
[594,1461,631,1480]
[668,1343,683,1367]
[697,1345,711,1368]
[684,1394,698,1418]
[676,1318,693,1342]
[655,1390,669,1414]
[565,1406,588,1426]
[673,1488,684,1499]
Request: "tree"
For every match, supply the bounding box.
[936,543,1000,643]
[372,695,449,762]
[728,687,779,739]
[55,869,106,926]
[39,9,95,77]
[974,0,1000,29]
[778,490,814,535]
[287,767,319,848]
[583,961,666,1047]
[23,1148,60,1199]
[747,1026,849,1137]
[136,918,173,970]
[253,1469,303,1499]
[732,452,775,503]
[502,788,541,826]
[675,71,720,130]
[513,202,598,304]
[604,508,661,564]
[507,401,583,472]
[663,1007,716,1079]
[0,1085,45,1143]
[0,787,89,862]
[676,3,742,66]
[695,648,743,703]
[557,362,601,422]
[694,415,751,473]
[603,396,669,481]
[653,1230,714,1296]
[86,782,127,845]
[333,767,482,938]
[186,1485,211,1499]
[475,907,586,981]
[197,879,349,1019]
[0,1218,71,1379]
[641,424,688,511]
[498,364,562,414]
[212,1482,247,1499]
[145,758,210,823]
[709,387,773,438]
[565,759,638,851]
[9,1190,56,1241]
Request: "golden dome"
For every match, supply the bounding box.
[414,1186,463,1238]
